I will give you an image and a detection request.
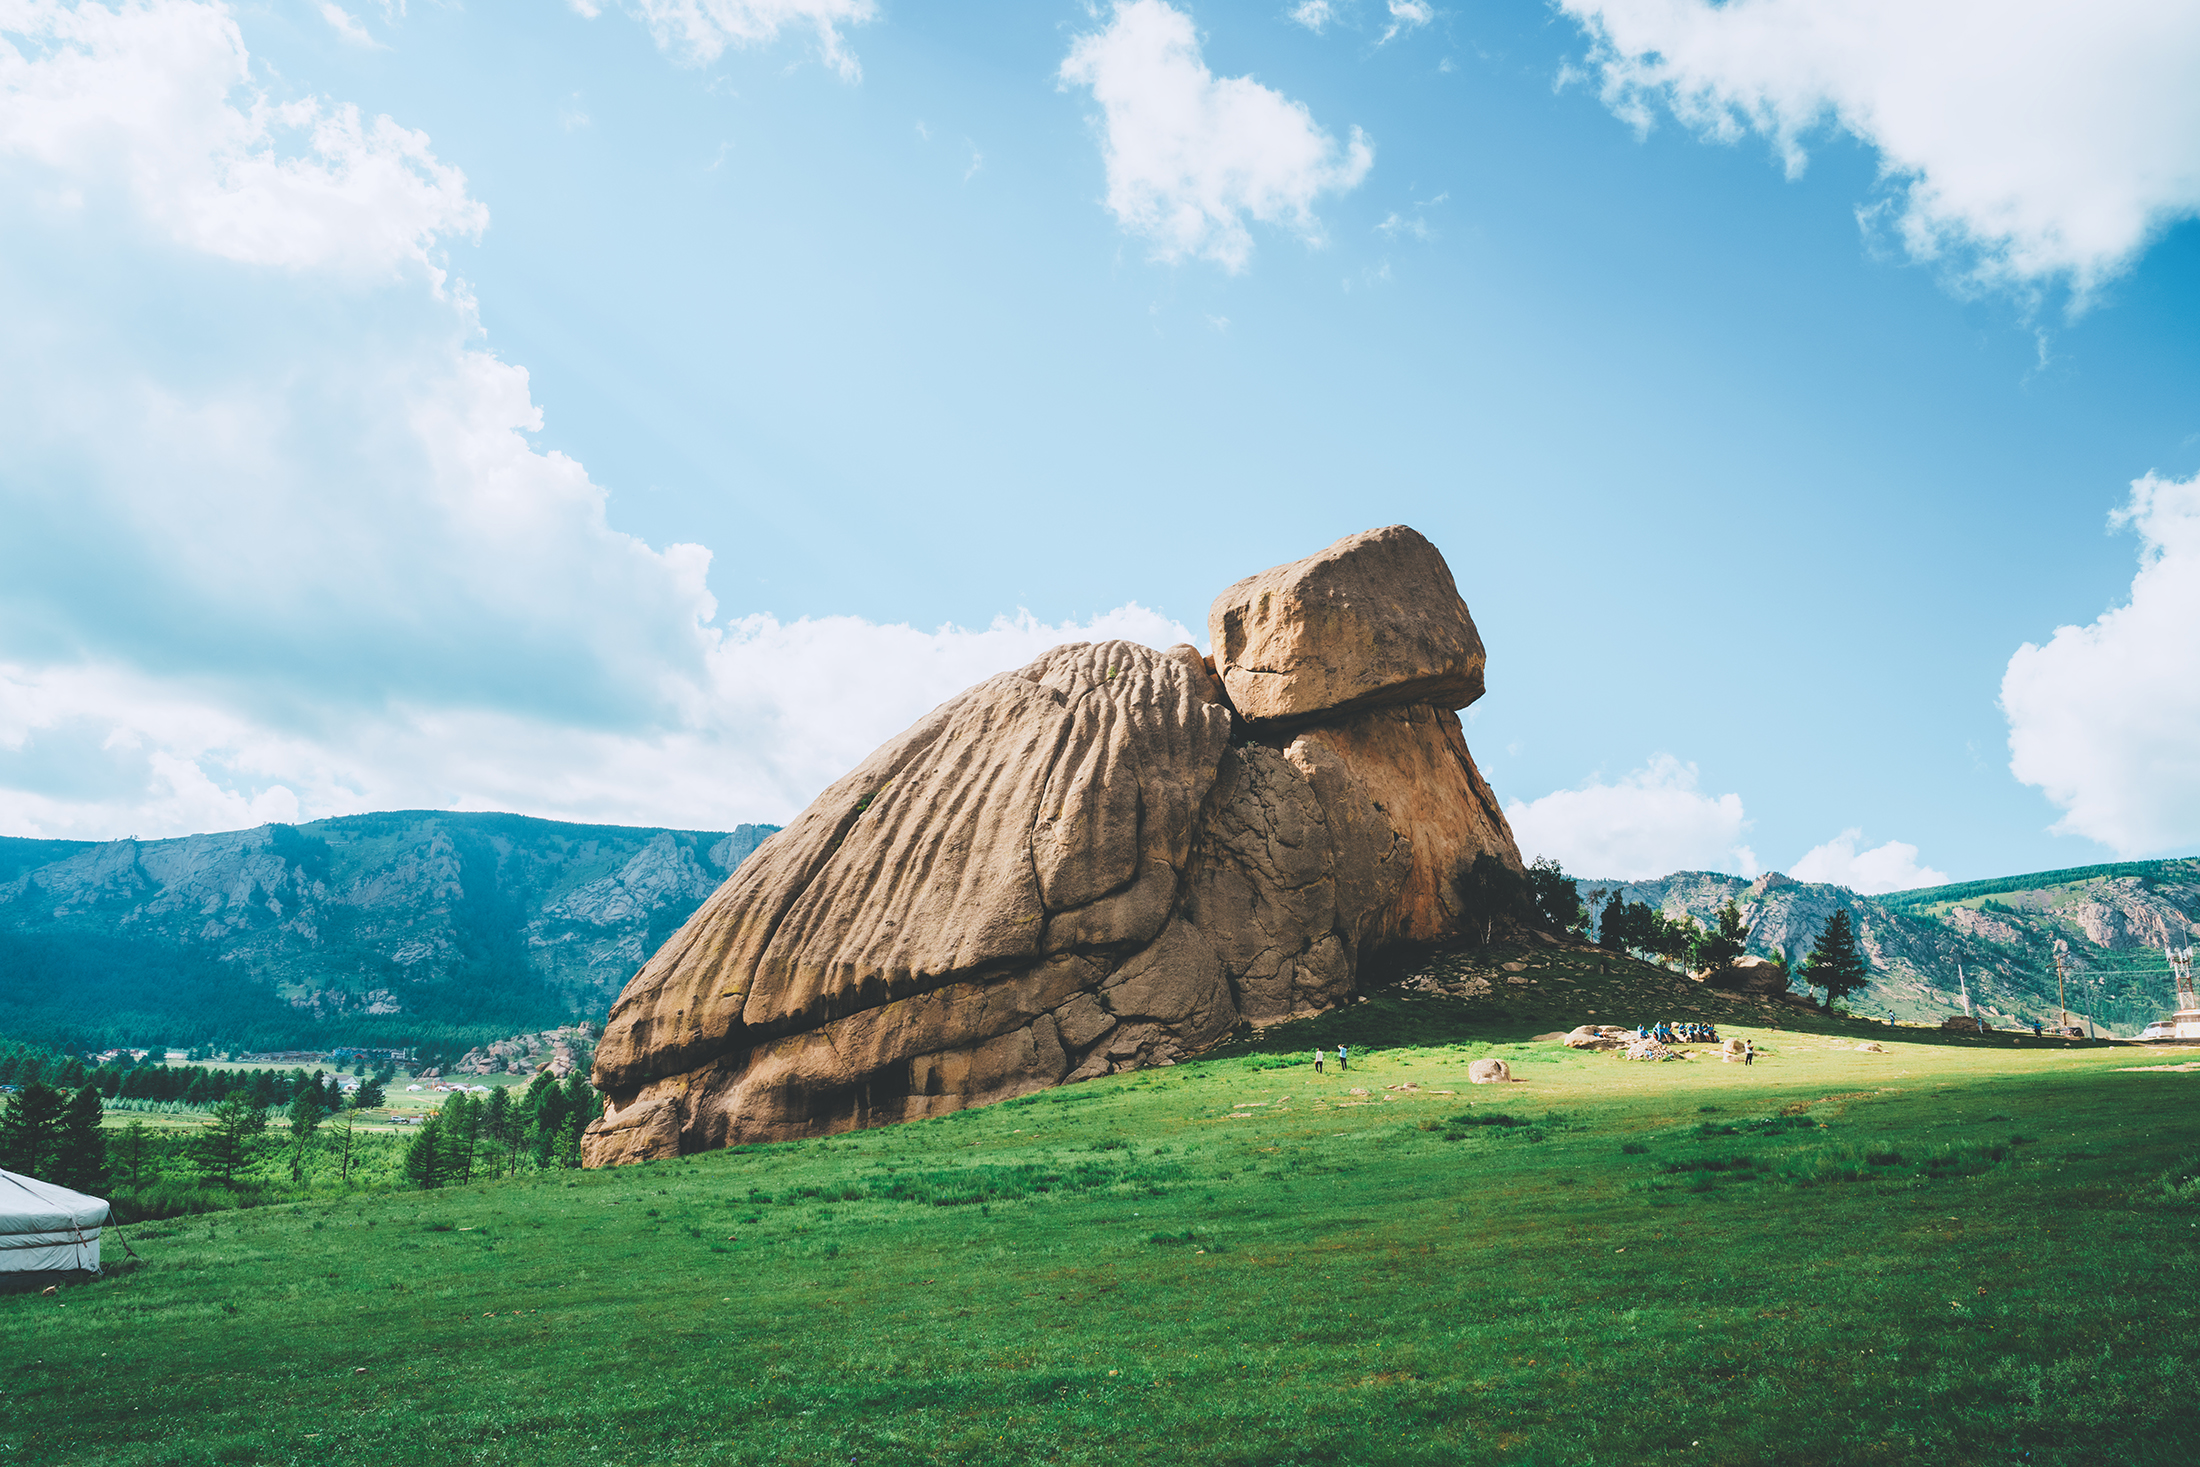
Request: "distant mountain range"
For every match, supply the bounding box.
[0,812,776,1057]
[1585,859,2200,1035]
[3,811,2191,1054]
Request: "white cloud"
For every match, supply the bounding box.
[1287,0,1333,33]
[2002,472,2200,855]
[0,0,484,279]
[1505,754,1758,881]
[1789,830,1948,895]
[317,2,379,48]
[1556,0,2200,294]
[1380,1,1432,44]
[0,604,1197,840]
[1059,0,1374,272]
[568,0,602,17]
[625,0,876,81]
[0,0,1203,843]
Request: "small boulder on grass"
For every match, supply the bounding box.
[1563,1026,1629,1051]
[1856,1041,1885,1052]
[1468,1058,1511,1085]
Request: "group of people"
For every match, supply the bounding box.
[1636,1021,1718,1045]
[1312,1044,1349,1074]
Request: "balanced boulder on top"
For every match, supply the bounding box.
[584,526,1524,1165]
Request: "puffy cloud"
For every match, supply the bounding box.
[0,604,1196,840]
[625,0,877,80]
[1789,830,1948,895]
[0,0,1202,842]
[1059,0,1374,272]
[1505,755,1758,881]
[2002,473,2200,855]
[1286,1,1333,33]
[1556,0,2200,293]
[0,0,483,278]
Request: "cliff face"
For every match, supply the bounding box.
[1586,861,2200,1032]
[0,813,776,1049]
[586,527,1526,1165]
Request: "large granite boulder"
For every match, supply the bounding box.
[1208,525,1485,728]
[586,528,1524,1165]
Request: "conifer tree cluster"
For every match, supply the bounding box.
[0,1081,109,1194]
[403,1072,600,1188]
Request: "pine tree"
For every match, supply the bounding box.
[114,1120,152,1192]
[328,1106,358,1186]
[196,1092,270,1187]
[444,1094,481,1182]
[1693,900,1751,976]
[284,1085,325,1185]
[528,1074,567,1167]
[482,1087,515,1179]
[404,1114,446,1189]
[1526,858,1588,936]
[53,1086,108,1194]
[352,1072,387,1111]
[1802,908,1870,1010]
[0,1082,68,1178]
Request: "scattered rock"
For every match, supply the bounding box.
[1467,1058,1511,1084]
[1562,1025,1631,1051]
[1625,1040,1680,1062]
[1529,1031,1567,1042]
[1856,1041,1885,1052]
[584,528,1529,1165]
[1940,1015,1984,1033]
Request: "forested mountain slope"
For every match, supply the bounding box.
[1586,859,2200,1033]
[0,813,775,1053]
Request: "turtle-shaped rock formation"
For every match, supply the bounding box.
[584,525,1524,1165]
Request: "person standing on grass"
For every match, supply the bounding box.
[1314,1048,1324,1074]
[1744,1040,1755,1066]
[1337,1044,1349,1073]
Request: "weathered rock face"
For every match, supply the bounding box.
[586,527,1524,1166]
[1208,525,1485,728]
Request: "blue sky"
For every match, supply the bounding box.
[2,0,2198,892]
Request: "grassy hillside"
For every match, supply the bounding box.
[8,946,2197,1467]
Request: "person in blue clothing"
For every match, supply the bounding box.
[1336,1043,1349,1073]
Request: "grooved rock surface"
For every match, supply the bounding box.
[1292,703,1517,946]
[1208,525,1485,728]
[586,527,1525,1166]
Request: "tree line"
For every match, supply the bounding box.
[1459,856,1871,1010]
[0,1068,603,1216]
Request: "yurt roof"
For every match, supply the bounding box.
[0,1169,110,1232]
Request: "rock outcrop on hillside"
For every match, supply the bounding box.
[453,1023,597,1079]
[585,526,1525,1165]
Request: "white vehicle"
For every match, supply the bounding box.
[2141,1020,2176,1041]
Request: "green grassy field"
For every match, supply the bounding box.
[8,963,2200,1467]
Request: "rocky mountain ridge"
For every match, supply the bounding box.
[1586,860,2200,1033]
[0,812,776,1052]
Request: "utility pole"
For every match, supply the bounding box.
[2055,940,2069,1035]
[1958,964,1973,1018]
[2167,928,2198,1040]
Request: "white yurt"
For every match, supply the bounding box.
[0,1169,109,1289]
